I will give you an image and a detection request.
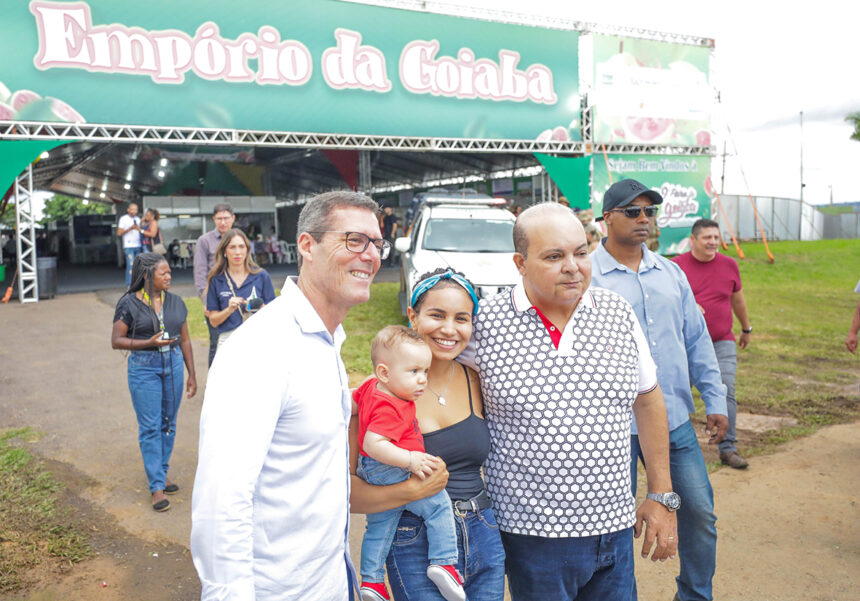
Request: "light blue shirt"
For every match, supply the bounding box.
[590,240,727,433]
[191,277,355,601]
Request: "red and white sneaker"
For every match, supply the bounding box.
[426,564,465,601]
[360,581,390,601]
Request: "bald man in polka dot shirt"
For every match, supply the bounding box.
[460,203,677,601]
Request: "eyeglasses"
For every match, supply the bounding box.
[308,231,391,260]
[609,206,659,219]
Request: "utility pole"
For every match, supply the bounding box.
[799,111,805,203]
[720,140,727,195]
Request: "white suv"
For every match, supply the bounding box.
[394,193,520,315]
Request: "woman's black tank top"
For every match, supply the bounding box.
[423,364,491,501]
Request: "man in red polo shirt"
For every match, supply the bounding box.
[673,218,752,469]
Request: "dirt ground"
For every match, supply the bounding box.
[1,291,858,601]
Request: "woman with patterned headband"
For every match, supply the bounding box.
[351,267,505,601]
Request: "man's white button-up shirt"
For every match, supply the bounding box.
[191,278,354,601]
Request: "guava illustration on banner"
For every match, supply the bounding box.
[592,154,712,255]
[591,34,713,147]
[0,81,85,123]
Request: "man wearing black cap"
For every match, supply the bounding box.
[590,179,728,601]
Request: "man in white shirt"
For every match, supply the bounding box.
[191,191,391,601]
[117,203,142,287]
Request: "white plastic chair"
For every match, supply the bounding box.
[279,241,297,264]
[178,243,191,269]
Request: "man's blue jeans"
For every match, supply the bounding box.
[127,347,184,493]
[631,420,717,601]
[501,527,634,601]
[386,505,506,601]
[124,246,143,287]
[713,340,739,455]
[358,455,458,583]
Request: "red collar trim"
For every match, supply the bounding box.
[532,305,563,349]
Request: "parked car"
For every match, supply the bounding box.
[394,193,519,315]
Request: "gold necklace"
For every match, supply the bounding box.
[427,362,455,406]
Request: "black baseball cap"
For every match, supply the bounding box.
[595,179,663,221]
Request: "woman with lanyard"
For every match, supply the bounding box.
[205,228,275,350]
[111,252,197,512]
[350,268,506,601]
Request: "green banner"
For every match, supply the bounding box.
[534,153,591,209]
[592,35,711,147]
[0,1,580,142]
[592,154,711,254]
[0,140,69,196]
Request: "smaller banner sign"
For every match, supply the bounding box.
[591,35,712,147]
[592,153,712,254]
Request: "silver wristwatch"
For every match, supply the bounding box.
[646,492,681,512]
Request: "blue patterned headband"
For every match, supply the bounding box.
[410,269,479,315]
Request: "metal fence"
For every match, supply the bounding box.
[713,195,860,242]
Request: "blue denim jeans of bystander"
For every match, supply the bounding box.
[713,340,739,455]
[358,455,459,583]
[501,527,634,601]
[631,419,717,601]
[127,346,184,493]
[386,504,505,601]
[125,246,142,287]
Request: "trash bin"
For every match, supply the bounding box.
[37,256,57,299]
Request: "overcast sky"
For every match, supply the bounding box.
[380,0,860,205]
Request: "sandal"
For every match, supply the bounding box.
[152,498,170,512]
[164,483,179,495]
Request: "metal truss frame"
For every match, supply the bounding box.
[14,164,39,303]
[0,120,588,153]
[351,0,714,47]
[358,150,372,191]
[0,121,712,157]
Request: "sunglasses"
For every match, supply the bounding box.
[609,206,659,219]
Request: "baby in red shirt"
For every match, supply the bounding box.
[354,325,464,601]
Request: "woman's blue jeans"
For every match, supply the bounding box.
[386,505,506,601]
[358,456,459,583]
[127,347,184,493]
[631,419,717,601]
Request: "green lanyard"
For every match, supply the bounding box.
[142,290,166,332]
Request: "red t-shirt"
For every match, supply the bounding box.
[673,251,742,342]
[353,378,425,458]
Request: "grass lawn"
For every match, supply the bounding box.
[0,428,91,593]
[724,239,860,410]
[184,239,860,450]
[692,239,860,451]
